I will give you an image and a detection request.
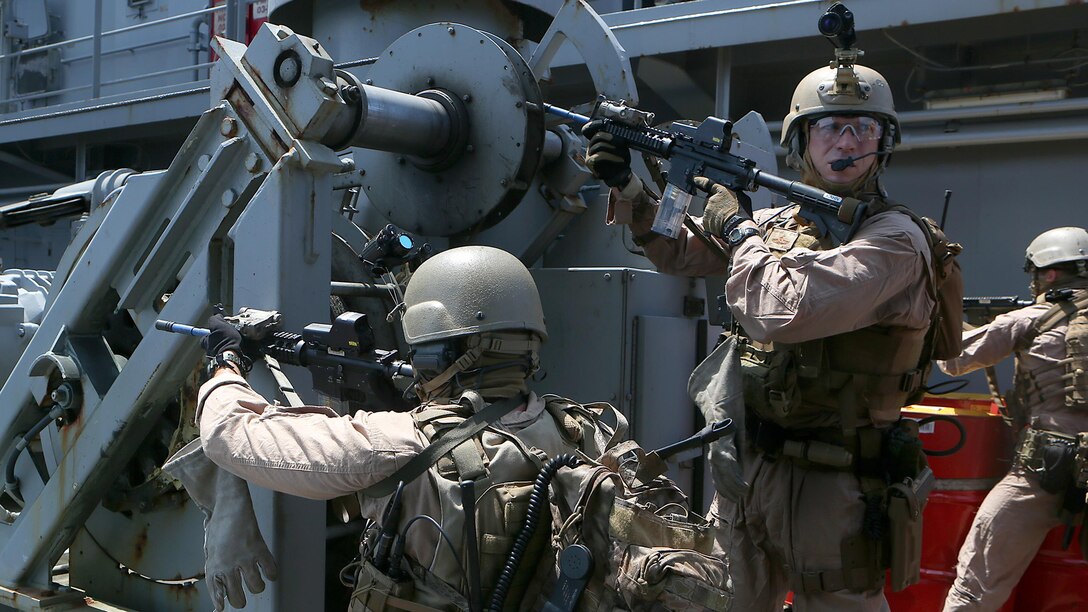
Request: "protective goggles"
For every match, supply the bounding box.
[808,116,883,143]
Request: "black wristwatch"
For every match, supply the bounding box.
[726,226,760,248]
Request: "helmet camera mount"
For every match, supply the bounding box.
[820,3,866,99]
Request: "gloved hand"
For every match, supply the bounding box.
[582,121,633,188]
[202,314,242,359]
[693,176,748,239]
[164,439,279,611]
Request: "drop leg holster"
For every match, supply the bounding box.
[761,419,932,594]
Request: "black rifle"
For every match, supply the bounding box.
[962,296,1033,327]
[157,309,414,411]
[547,101,868,246]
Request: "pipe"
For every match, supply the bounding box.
[190,17,207,82]
[768,97,1088,135]
[896,117,1088,151]
[92,0,102,99]
[346,84,452,158]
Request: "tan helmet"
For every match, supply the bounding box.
[1025,227,1088,269]
[781,64,900,169]
[401,245,547,345]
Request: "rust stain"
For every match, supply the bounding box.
[132,523,149,562]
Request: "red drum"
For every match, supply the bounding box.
[1015,525,1088,611]
[887,396,1016,610]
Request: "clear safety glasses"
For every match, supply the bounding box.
[808,116,883,143]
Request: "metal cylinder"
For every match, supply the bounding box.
[350,84,452,158]
[542,129,563,163]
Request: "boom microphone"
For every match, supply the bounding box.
[830,151,885,171]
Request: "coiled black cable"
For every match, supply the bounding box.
[918,414,968,457]
[487,453,582,612]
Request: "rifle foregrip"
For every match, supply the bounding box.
[265,331,306,366]
[605,122,671,158]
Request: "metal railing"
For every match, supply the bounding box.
[0,0,250,113]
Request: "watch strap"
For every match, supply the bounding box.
[721,214,751,240]
[727,226,760,247]
[214,350,252,374]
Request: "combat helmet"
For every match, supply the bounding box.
[402,245,546,345]
[402,246,546,398]
[781,64,900,171]
[1025,227,1088,272]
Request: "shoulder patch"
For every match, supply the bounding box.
[765,227,799,252]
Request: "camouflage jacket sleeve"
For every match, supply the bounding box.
[197,373,424,500]
[936,305,1042,376]
[725,210,935,344]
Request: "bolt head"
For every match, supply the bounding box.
[221,189,237,207]
[220,117,237,137]
[244,153,262,172]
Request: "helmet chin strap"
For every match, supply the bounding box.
[415,332,541,403]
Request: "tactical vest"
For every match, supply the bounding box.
[738,201,953,432]
[350,392,626,611]
[1008,287,1088,418]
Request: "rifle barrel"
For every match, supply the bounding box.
[543,104,590,125]
[154,320,211,337]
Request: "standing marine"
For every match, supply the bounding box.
[583,6,962,609]
[939,227,1088,611]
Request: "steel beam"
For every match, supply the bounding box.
[549,0,1079,67]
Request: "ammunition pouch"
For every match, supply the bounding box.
[740,345,803,421]
[349,557,428,612]
[746,415,855,471]
[1015,428,1078,494]
[886,466,935,591]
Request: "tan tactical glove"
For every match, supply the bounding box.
[693,176,748,238]
[582,120,636,190]
[164,439,278,611]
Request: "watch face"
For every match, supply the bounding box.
[728,226,756,246]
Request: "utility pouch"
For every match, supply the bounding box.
[1040,443,1077,495]
[740,346,802,422]
[349,558,421,612]
[886,466,935,591]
